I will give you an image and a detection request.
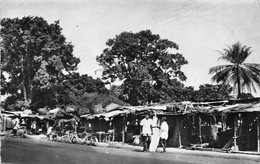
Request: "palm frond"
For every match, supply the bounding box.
[243,63,260,83]
[210,65,235,84]
[237,45,252,64]
[243,63,260,72]
[236,63,260,92]
[217,42,252,65]
[209,65,233,74]
[239,67,254,92]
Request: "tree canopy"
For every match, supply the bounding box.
[1,16,80,109]
[193,84,232,102]
[57,73,108,106]
[53,73,127,114]
[97,30,188,105]
[209,42,260,99]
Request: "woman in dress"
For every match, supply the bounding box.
[149,111,160,152]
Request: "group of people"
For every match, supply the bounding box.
[11,116,44,137]
[11,112,168,152]
[11,116,28,137]
[140,112,169,153]
[12,117,20,136]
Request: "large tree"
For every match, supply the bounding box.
[57,73,126,114]
[97,30,188,105]
[58,73,108,106]
[1,16,80,109]
[209,42,260,99]
[193,84,232,102]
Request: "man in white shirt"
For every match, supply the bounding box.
[31,120,37,135]
[160,117,169,152]
[47,126,53,140]
[12,117,20,136]
[140,114,153,152]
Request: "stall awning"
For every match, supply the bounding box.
[1,113,15,118]
[81,110,129,120]
[49,108,61,114]
[102,110,129,118]
[242,102,260,112]
[105,103,120,112]
[80,113,103,120]
[81,98,260,119]
[212,104,240,113]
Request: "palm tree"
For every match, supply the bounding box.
[209,42,260,99]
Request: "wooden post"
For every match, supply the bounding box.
[198,115,202,144]
[178,118,182,148]
[122,115,125,143]
[212,115,216,125]
[112,124,115,142]
[221,114,227,131]
[2,116,5,132]
[99,119,101,131]
[0,56,1,104]
[257,113,260,153]
[99,119,101,142]
[233,114,238,151]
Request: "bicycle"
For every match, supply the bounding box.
[56,131,98,146]
[82,132,98,146]
[59,130,77,143]
[17,126,27,138]
[102,134,113,143]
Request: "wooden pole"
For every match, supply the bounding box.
[257,113,260,153]
[233,114,238,151]
[221,114,227,131]
[112,124,115,142]
[0,55,1,102]
[99,119,101,142]
[178,117,182,148]
[2,116,5,132]
[198,115,202,144]
[122,115,125,143]
[221,115,224,130]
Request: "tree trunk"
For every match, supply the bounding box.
[27,59,33,106]
[236,65,241,99]
[21,52,32,107]
[21,56,28,104]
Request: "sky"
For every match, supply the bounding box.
[1,0,260,96]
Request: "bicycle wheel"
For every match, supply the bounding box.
[71,136,77,144]
[90,136,98,146]
[103,136,110,143]
[60,135,68,142]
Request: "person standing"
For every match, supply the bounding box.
[12,117,20,136]
[149,111,160,152]
[47,126,53,141]
[31,120,37,135]
[140,114,153,152]
[160,117,169,152]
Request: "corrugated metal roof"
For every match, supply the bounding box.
[243,102,260,112]
[81,110,129,120]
